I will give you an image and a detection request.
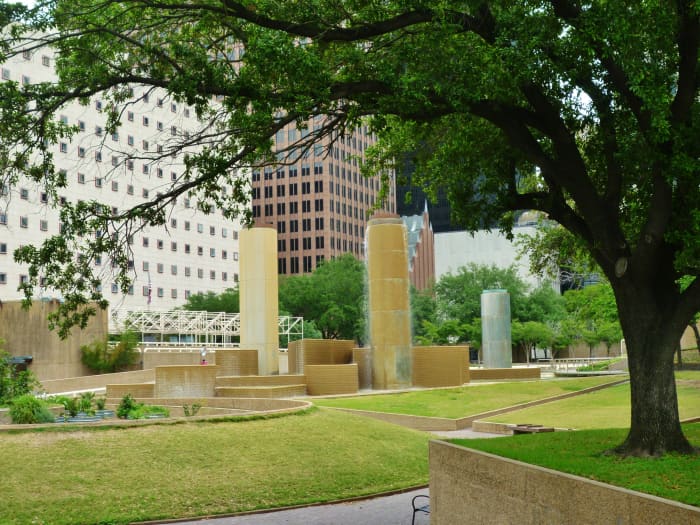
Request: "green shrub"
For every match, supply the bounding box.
[95,397,106,410]
[9,395,55,424]
[117,393,169,419]
[117,393,138,419]
[79,392,95,414]
[80,330,139,374]
[0,350,40,405]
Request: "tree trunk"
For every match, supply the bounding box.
[614,316,696,456]
[676,344,683,370]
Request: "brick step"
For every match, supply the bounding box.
[216,375,306,387]
[215,384,307,399]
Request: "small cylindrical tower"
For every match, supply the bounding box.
[481,289,512,368]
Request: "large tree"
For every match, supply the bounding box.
[2,1,699,455]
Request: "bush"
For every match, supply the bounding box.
[117,393,138,419]
[81,330,139,374]
[117,393,169,419]
[9,395,55,424]
[0,350,40,405]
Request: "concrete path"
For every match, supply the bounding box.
[161,429,502,525]
[169,488,430,525]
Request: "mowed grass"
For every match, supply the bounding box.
[313,376,621,418]
[453,423,700,506]
[0,409,430,525]
[485,371,700,429]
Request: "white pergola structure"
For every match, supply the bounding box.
[109,309,303,348]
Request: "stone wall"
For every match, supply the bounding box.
[469,367,541,381]
[305,364,359,395]
[429,440,700,524]
[154,365,218,398]
[214,349,258,376]
[412,346,469,387]
[287,339,354,374]
[0,300,108,380]
[42,369,155,394]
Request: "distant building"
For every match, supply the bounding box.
[401,204,435,290]
[395,157,458,233]
[0,46,241,313]
[251,121,396,275]
[435,225,558,290]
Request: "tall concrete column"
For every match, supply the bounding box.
[239,226,279,375]
[481,289,512,368]
[366,216,412,389]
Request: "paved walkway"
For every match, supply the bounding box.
[161,429,502,525]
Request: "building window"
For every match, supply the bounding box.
[171,242,177,251]
[157,287,164,298]
[171,289,177,299]
[0,213,7,225]
[40,220,48,231]
[95,177,103,188]
[184,267,191,277]
[157,239,164,250]
[210,248,216,257]
[171,265,177,275]
[127,185,134,195]
[157,263,164,273]
[142,237,149,247]
[143,261,149,271]
[0,273,6,284]
[19,216,28,228]
[0,243,6,254]
[210,270,216,280]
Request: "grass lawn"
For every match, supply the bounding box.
[452,423,700,507]
[313,376,621,418]
[484,371,700,429]
[0,409,430,525]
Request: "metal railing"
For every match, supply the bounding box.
[109,309,303,345]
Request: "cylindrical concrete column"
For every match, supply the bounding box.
[481,289,512,368]
[366,217,412,389]
[239,227,279,375]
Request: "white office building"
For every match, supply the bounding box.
[0,47,242,314]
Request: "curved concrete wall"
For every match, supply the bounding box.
[412,346,469,387]
[366,217,412,389]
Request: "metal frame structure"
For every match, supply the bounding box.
[109,309,303,348]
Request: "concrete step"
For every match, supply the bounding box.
[216,375,306,387]
[215,384,307,398]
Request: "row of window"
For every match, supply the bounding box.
[0,213,237,245]
[140,240,238,259]
[0,271,238,290]
[277,236,326,252]
[272,217,325,233]
[277,254,325,275]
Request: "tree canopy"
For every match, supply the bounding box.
[279,254,366,342]
[2,1,700,455]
